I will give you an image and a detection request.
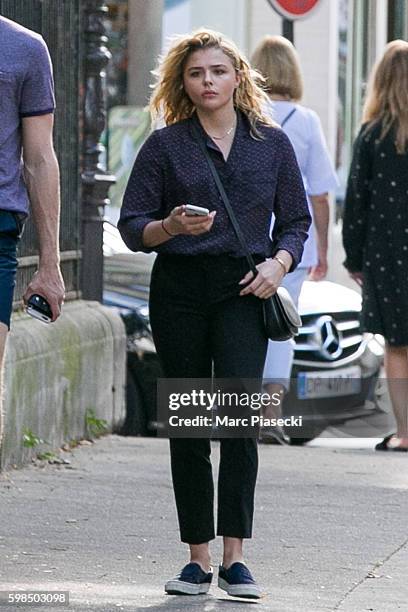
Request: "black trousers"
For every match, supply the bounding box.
[149,253,268,544]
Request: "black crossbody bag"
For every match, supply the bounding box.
[192,124,301,341]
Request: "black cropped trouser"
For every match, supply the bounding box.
[149,253,268,544]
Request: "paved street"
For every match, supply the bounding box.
[0,434,407,612]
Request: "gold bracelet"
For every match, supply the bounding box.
[273,256,288,274]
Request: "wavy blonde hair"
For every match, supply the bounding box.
[149,28,275,138]
[251,35,303,101]
[362,40,408,154]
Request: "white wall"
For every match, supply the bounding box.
[190,0,248,51]
[162,0,248,51]
[162,0,191,48]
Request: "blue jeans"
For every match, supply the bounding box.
[0,210,24,329]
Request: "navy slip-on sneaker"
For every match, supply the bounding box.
[218,562,262,599]
[165,562,213,595]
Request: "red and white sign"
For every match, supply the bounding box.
[267,0,321,20]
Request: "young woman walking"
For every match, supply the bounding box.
[119,29,310,597]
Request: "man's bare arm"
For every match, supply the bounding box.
[22,113,65,320]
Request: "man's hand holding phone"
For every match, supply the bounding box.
[26,294,53,324]
[23,265,65,323]
[163,204,216,236]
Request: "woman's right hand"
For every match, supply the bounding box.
[164,205,216,236]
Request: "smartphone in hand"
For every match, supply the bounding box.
[26,294,53,324]
[184,204,210,216]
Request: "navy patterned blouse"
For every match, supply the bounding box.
[118,111,311,270]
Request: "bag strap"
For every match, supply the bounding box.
[280,107,296,128]
[191,123,258,277]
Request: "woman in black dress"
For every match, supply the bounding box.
[342,40,408,452]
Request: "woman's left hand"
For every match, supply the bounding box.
[239,260,285,299]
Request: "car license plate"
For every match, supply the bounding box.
[297,366,362,399]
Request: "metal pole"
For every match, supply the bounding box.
[282,18,294,43]
[81,0,116,301]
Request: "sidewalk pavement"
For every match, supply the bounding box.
[0,435,407,612]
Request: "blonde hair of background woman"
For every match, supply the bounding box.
[150,28,275,138]
[362,39,408,154]
[251,35,303,101]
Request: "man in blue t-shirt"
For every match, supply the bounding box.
[0,16,65,435]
